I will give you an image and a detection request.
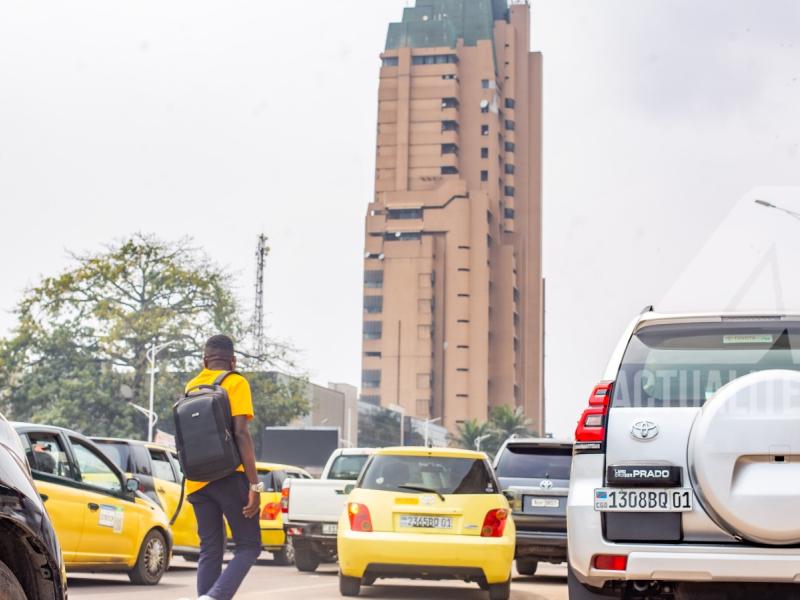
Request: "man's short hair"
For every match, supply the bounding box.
[204,334,235,360]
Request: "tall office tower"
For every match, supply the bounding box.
[361,0,543,434]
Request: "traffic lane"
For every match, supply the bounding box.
[67,556,567,600]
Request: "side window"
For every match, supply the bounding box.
[131,445,152,476]
[169,452,184,480]
[149,449,177,483]
[71,439,122,494]
[26,433,76,480]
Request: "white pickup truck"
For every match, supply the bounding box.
[282,448,373,572]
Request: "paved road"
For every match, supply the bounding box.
[68,556,567,600]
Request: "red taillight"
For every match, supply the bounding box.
[593,554,628,571]
[575,382,613,442]
[261,502,281,521]
[347,502,373,532]
[281,486,290,514]
[481,508,509,537]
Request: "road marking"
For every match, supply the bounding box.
[238,581,337,596]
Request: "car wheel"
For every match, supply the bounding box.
[294,546,320,572]
[273,537,295,566]
[129,529,168,585]
[182,553,199,563]
[488,579,511,600]
[568,564,612,599]
[339,573,361,597]
[362,575,376,586]
[516,559,538,576]
[0,559,27,600]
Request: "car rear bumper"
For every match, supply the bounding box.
[338,530,513,584]
[259,527,285,549]
[515,530,567,561]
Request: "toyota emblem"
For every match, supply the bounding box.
[631,419,659,441]
[539,479,553,490]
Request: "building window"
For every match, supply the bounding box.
[481,124,489,136]
[387,208,423,219]
[364,351,382,358]
[513,287,520,303]
[412,54,458,65]
[505,141,515,153]
[362,370,381,389]
[481,147,489,159]
[504,164,515,175]
[364,270,383,288]
[441,97,459,109]
[481,103,489,114]
[442,120,459,132]
[441,143,459,155]
[442,73,457,80]
[385,231,422,241]
[504,207,515,219]
[363,321,382,340]
[481,79,490,89]
[364,295,383,314]
[441,166,459,175]
[480,170,488,182]
[382,56,399,67]
[505,98,516,109]
[361,394,380,405]
[505,120,516,131]
[504,186,515,197]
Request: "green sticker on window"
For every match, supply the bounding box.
[722,335,774,344]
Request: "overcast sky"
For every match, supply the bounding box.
[2,1,799,437]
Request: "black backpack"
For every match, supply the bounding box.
[173,371,242,483]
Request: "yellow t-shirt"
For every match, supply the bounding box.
[184,369,254,495]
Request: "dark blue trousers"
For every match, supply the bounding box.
[187,473,261,600]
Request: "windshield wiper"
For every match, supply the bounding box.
[398,484,445,502]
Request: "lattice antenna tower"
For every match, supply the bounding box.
[252,234,270,358]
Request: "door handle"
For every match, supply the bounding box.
[40,494,49,502]
[157,488,166,493]
[88,502,99,511]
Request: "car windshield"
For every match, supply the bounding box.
[360,455,497,495]
[613,321,800,408]
[495,446,572,480]
[95,442,131,472]
[328,454,368,480]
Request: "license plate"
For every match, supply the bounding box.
[528,497,560,509]
[322,523,338,535]
[594,488,693,512]
[398,515,453,529]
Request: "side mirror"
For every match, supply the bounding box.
[343,483,356,495]
[126,477,140,493]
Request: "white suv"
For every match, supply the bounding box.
[568,310,800,599]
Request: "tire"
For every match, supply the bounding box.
[129,529,168,585]
[339,573,361,597]
[488,579,511,600]
[0,560,27,600]
[182,553,199,563]
[294,546,320,573]
[516,559,538,576]
[568,564,612,599]
[273,538,295,566]
[362,575,376,586]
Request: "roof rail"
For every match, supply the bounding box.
[640,305,654,314]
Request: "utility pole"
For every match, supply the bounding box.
[252,234,270,359]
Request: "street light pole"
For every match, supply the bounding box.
[424,417,442,447]
[146,340,176,443]
[475,433,493,452]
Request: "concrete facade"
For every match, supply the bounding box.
[361,1,544,433]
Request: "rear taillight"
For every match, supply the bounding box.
[575,382,613,442]
[281,486,290,514]
[347,502,373,532]
[593,554,628,571]
[261,502,281,521]
[481,508,509,537]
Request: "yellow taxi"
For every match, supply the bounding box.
[337,447,515,599]
[227,462,312,564]
[14,423,172,585]
[93,438,201,557]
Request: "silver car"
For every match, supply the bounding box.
[568,310,800,599]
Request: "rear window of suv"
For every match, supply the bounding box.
[360,455,498,495]
[495,445,572,480]
[613,321,800,408]
[327,454,368,480]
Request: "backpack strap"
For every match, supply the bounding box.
[213,370,241,386]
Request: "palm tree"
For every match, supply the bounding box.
[449,419,494,451]
[489,405,534,445]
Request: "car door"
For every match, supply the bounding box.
[167,450,200,549]
[22,431,87,564]
[149,447,198,548]
[69,438,140,564]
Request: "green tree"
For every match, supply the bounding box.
[488,405,534,452]
[449,418,494,452]
[0,234,306,439]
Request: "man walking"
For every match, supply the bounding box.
[185,335,262,600]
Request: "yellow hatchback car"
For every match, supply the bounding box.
[14,423,172,585]
[337,447,515,599]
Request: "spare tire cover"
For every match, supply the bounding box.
[689,369,800,545]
